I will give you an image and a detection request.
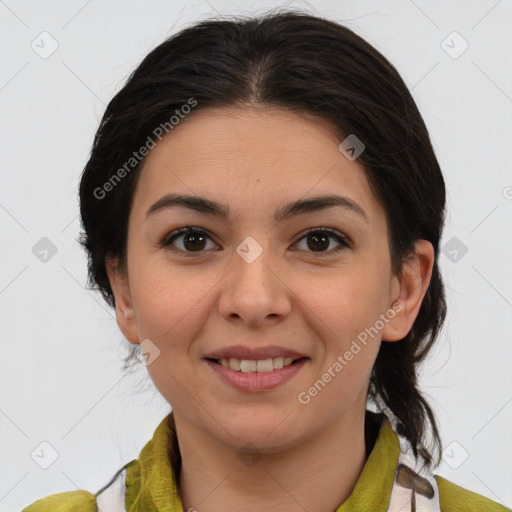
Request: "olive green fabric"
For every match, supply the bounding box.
[22,489,97,511]
[123,420,182,511]
[22,414,510,511]
[334,417,397,511]
[435,475,510,511]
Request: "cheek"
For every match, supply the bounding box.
[129,259,225,362]
[129,264,211,408]
[296,266,389,350]
[299,273,384,409]
[129,260,200,342]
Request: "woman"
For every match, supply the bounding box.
[23,9,510,512]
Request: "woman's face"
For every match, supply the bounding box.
[108,106,426,451]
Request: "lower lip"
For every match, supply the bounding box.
[205,358,308,392]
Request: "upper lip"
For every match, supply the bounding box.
[204,345,308,361]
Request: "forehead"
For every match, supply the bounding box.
[131,106,385,229]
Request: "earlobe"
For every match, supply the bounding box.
[381,240,435,342]
[105,257,140,345]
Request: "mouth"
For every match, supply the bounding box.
[205,356,309,391]
[206,356,309,372]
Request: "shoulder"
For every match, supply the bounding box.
[23,458,139,512]
[22,490,97,512]
[436,475,511,511]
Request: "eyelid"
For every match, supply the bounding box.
[159,225,218,249]
[295,226,350,245]
[292,226,351,255]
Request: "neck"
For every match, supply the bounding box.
[174,409,371,512]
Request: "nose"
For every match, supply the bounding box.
[217,240,292,327]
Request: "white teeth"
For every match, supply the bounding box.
[229,358,240,371]
[240,360,257,372]
[256,359,274,372]
[272,357,284,369]
[216,356,299,372]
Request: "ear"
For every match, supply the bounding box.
[381,239,435,342]
[105,256,139,345]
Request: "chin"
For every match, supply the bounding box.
[211,406,305,452]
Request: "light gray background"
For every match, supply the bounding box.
[1,0,511,510]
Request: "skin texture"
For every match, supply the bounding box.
[106,106,434,512]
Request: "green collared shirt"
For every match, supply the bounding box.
[23,413,510,511]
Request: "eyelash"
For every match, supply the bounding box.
[160,226,350,257]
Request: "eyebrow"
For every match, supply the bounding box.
[145,193,368,224]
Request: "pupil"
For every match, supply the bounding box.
[307,233,328,252]
[184,232,206,251]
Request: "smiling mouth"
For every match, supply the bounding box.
[207,357,308,373]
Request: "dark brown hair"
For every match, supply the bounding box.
[79,8,447,466]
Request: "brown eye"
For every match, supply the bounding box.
[294,228,349,255]
[161,226,218,255]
